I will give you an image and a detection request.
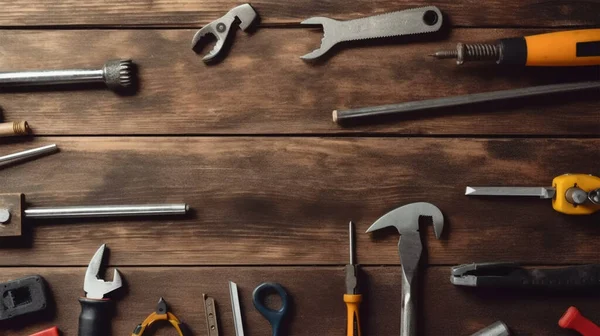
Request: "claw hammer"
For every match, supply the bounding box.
[366,202,444,336]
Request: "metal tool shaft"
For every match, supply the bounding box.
[465,186,555,199]
[333,81,600,123]
[0,144,58,165]
[470,321,511,336]
[24,204,189,219]
[0,69,104,86]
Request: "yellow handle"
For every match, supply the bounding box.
[525,29,600,66]
[344,294,362,336]
[552,174,600,215]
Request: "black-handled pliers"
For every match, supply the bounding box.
[451,262,600,289]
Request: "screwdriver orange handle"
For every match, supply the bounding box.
[559,306,600,336]
[344,294,362,336]
[524,29,600,66]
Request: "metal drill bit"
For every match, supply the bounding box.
[333,81,600,124]
[0,144,58,166]
[0,59,136,92]
[465,186,556,199]
[430,42,501,65]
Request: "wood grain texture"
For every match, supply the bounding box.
[0,137,598,266]
[0,29,598,135]
[2,266,599,335]
[0,0,598,27]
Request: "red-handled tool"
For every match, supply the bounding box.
[559,306,600,336]
[29,327,60,336]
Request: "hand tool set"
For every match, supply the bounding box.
[0,2,597,335]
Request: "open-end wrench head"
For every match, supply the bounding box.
[191,4,258,63]
[366,202,444,238]
[83,244,123,299]
[300,17,340,60]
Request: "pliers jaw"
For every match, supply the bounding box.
[451,262,523,287]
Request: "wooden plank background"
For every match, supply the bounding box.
[0,0,598,335]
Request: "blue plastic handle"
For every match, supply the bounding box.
[252,282,289,336]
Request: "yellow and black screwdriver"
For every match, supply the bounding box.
[344,221,361,336]
[430,29,600,66]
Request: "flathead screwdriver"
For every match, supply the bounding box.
[345,221,361,336]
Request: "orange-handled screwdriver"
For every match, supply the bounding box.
[345,221,362,336]
[431,29,600,66]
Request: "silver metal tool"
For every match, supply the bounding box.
[366,202,444,336]
[79,244,123,336]
[203,294,220,336]
[24,204,189,219]
[191,4,259,63]
[465,186,555,199]
[0,144,58,167]
[300,6,443,60]
[0,60,135,92]
[0,193,190,237]
[333,81,600,124]
[229,281,244,336]
[470,321,511,336]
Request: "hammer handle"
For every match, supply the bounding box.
[401,274,416,336]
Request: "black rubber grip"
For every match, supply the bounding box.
[498,37,528,65]
[478,264,600,289]
[78,297,114,336]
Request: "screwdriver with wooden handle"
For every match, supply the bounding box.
[431,29,600,66]
[466,174,600,215]
[345,221,361,336]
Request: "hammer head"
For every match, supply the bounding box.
[365,202,444,238]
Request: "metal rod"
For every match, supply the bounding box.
[0,69,104,86]
[465,186,555,199]
[0,144,58,165]
[24,204,189,219]
[333,81,600,123]
[229,281,245,336]
[349,221,355,265]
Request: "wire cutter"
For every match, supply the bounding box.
[132,297,188,336]
[451,262,600,289]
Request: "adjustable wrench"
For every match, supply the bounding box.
[79,244,123,336]
[366,202,444,336]
[301,6,443,60]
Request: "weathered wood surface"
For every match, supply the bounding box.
[0,29,598,135]
[2,267,599,336]
[0,0,598,27]
[1,137,598,266]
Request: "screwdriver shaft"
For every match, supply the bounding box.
[465,186,555,199]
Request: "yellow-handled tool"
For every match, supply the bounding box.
[466,174,600,215]
[431,29,600,66]
[345,221,362,336]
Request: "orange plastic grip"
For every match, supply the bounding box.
[525,29,600,66]
[344,294,362,336]
[559,306,600,336]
